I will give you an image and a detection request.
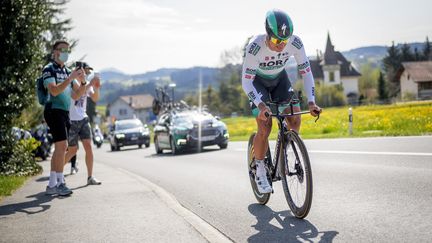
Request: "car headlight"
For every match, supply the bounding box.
[115,134,125,139]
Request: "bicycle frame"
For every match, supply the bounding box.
[265,102,317,182]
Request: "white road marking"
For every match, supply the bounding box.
[308,150,432,156]
[233,148,432,156]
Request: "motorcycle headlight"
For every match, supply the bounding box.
[95,136,101,141]
[115,134,125,139]
[141,130,150,136]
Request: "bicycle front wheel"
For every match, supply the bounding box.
[279,130,313,218]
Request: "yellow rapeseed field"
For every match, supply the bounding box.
[223,101,432,141]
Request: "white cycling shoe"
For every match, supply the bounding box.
[255,174,272,194]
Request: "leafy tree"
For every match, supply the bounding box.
[414,47,421,61]
[382,42,401,97]
[358,63,380,101]
[423,36,431,61]
[400,43,415,62]
[0,0,49,173]
[377,71,388,101]
[13,0,76,130]
[294,81,346,108]
[43,0,77,63]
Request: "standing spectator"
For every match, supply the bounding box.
[64,62,102,185]
[44,40,86,196]
[69,154,78,174]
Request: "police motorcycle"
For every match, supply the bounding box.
[32,123,52,160]
[93,125,104,148]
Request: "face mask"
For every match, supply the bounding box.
[59,52,69,63]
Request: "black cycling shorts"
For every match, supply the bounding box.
[250,70,298,116]
[44,107,71,143]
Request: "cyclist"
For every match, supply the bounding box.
[242,9,322,194]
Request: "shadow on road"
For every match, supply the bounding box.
[0,192,63,216]
[247,204,338,243]
[146,147,222,158]
[106,146,151,153]
[36,176,49,182]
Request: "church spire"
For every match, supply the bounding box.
[324,31,338,65]
[325,31,334,54]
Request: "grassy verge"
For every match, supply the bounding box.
[96,105,106,115]
[223,101,432,141]
[0,176,28,202]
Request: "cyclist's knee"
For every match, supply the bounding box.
[291,116,301,125]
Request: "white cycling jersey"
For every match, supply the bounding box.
[69,85,94,121]
[242,34,315,106]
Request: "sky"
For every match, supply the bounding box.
[64,0,432,74]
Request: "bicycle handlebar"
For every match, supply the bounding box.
[264,110,320,122]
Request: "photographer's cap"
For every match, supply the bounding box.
[83,62,93,70]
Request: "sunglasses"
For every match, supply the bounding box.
[269,36,288,45]
[56,48,71,53]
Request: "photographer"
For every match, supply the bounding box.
[44,40,86,196]
[64,62,102,185]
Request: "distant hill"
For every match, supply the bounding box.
[98,66,220,104]
[341,42,426,68]
[131,68,181,81]
[99,68,130,81]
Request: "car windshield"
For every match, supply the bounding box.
[172,112,216,126]
[116,120,142,130]
[173,115,192,125]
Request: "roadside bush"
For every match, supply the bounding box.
[0,138,42,176]
[294,81,346,108]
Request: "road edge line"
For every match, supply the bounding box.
[117,168,233,243]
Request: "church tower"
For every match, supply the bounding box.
[322,32,341,84]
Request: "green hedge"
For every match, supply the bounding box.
[0,138,42,176]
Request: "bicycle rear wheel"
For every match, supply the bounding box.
[279,130,313,218]
[247,133,271,205]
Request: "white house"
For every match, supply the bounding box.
[108,94,155,124]
[398,61,432,100]
[309,33,361,103]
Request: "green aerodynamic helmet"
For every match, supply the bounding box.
[265,9,294,40]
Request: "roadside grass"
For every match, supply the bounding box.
[96,105,106,116]
[0,176,28,202]
[223,101,432,141]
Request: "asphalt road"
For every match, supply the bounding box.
[95,136,432,242]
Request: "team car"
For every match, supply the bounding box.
[153,110,229,154]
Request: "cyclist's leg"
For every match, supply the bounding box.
[271,71,301,132]
[250,78,272,160]
[250,78,273,193]
[254,116,272,160]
